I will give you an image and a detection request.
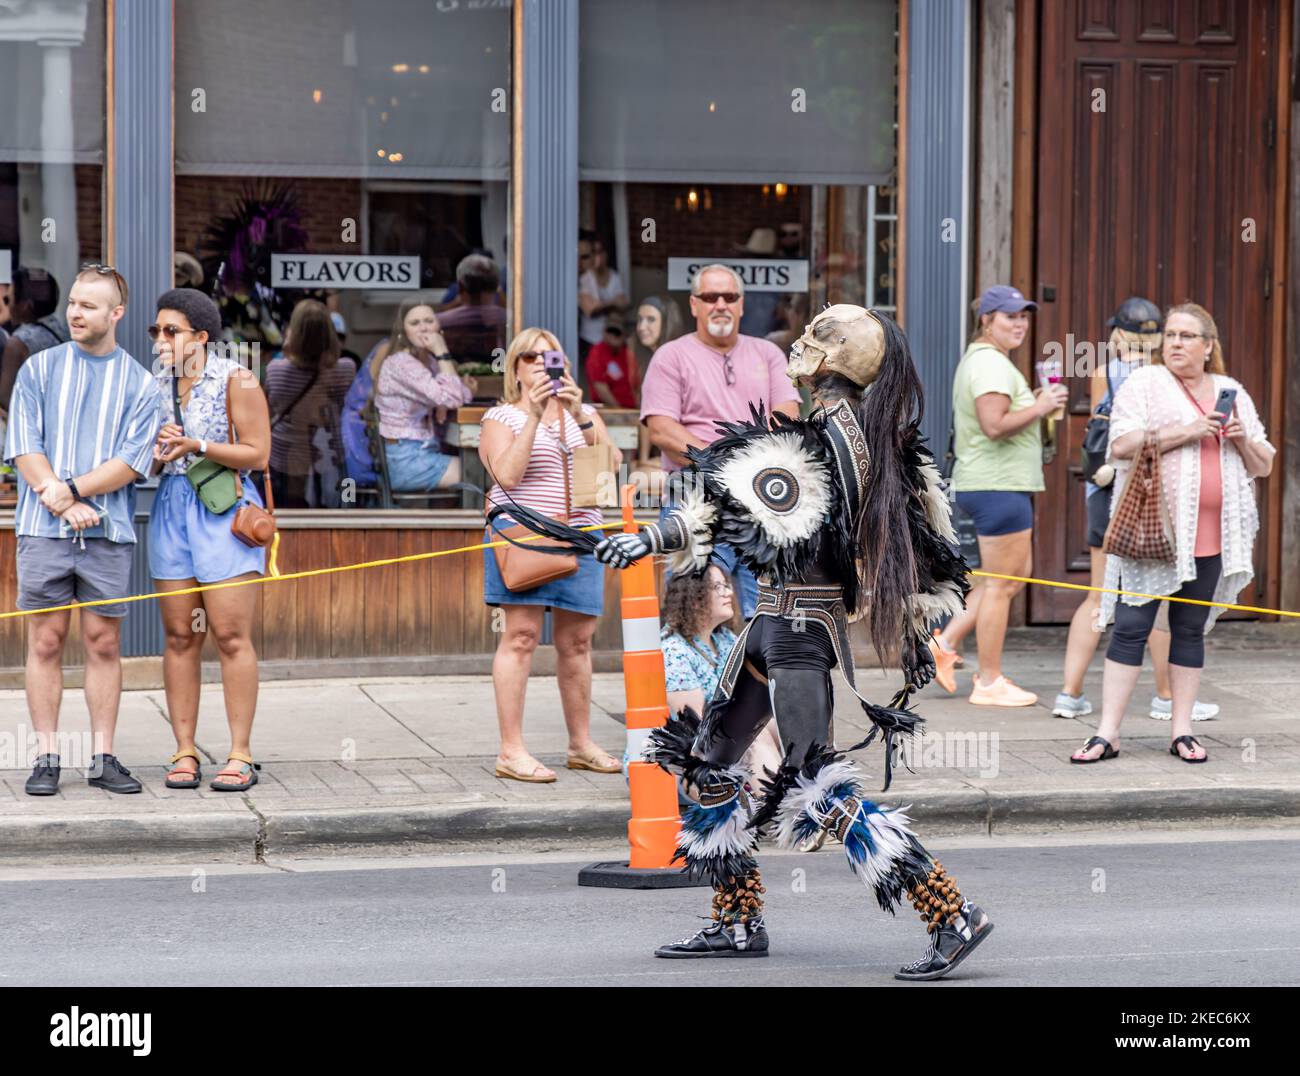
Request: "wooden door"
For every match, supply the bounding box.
[1030,0,1281,621]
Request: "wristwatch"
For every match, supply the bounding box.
[576,420,595,431]
[65,476,82,501]
[198,439,208,456]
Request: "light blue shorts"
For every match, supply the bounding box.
[149,474,266,583]
[386,438,455,491]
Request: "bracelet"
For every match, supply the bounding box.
[576,420,595,431]
[65,477,82,501]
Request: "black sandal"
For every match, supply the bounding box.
[1070,735,1119,763]
[1169,735,1207,764]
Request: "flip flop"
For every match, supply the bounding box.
[164,749,202,790]
[1169,735,1208,764]
[1070,735,1119,764]
[495,756,557,783]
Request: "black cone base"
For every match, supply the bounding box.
[577,860,709,889]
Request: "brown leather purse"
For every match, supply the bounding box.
[1102,429,1174,562]
[490,409,579,591]
[223,378,278,554]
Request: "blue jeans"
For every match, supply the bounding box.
[658,501,758,619]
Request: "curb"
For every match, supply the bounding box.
[2,787,1296,864]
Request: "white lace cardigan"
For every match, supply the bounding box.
[1097,364,1270,632]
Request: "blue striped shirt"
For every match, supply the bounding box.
[4,343,164,543]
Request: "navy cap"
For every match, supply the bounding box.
[977,284,1038,318]
[1106,296,1162,335]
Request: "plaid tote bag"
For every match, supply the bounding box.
[1102,429,1174,562]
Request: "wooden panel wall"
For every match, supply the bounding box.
[0,527,635,667]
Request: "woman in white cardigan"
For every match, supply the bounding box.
[1071,303,1274,765]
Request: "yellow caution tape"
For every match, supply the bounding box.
[2,520,1295,622]
[0,521,629,620]
[971,570,1300,620]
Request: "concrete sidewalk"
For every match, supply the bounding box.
[1,625,1297,863]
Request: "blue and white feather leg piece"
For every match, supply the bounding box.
[675,777,759,886]
[775,754,932,913]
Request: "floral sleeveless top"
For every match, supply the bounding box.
[156,351,246,477]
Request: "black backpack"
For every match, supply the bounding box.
[1080,363,1114,482]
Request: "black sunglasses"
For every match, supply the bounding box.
[696,291,741,304]
[80,262,127,302]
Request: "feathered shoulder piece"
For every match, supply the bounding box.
[682,405,854,590]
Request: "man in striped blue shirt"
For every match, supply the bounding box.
[4,266,164,796]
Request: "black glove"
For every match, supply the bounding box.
[593,532,652,569]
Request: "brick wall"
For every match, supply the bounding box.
[75,165,103,263]
[175,175,363,260]
[624,182,810,269]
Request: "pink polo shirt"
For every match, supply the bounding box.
[640,332,802,470]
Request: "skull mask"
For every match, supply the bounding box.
[787,304,886,387]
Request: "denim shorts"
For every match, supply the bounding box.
[17,535,134,617]
[482,521,606,616]
[149,474,266,583]
[386,439,455,491]
[1086,486,1113,549]
[954,491,1034,537]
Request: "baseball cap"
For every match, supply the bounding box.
[1106,296,1161,334]
[977,285,1038,318]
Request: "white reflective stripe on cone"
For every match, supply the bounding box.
[621,616,661,653]
[624,726,654,763]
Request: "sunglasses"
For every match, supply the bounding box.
[80,262,126,301]
[147,323,190,339]
[695,291,740,304]
[517,351,543,364]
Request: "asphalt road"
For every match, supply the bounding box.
[4,831,1298,987]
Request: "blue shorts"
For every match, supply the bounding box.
[149,474,267,582]
[955,491,1034,537]
[386,439,455,491]
[482,522,606,616]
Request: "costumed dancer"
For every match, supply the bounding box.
[491,306,993,980]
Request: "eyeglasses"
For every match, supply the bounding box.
[1163,330,1206,344]
[709,581,734,594]
[517,351,543,364]
[80,262,126,302]
[695,291,741,305]
[147,323,190,339]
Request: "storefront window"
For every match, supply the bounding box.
[577,0,897,410]
[175,0,510,509]
[0,0,107,390]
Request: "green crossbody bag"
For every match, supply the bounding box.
[174,372,241,514]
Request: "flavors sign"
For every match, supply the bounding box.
[271,254,420,290]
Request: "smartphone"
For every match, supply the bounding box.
[542,350,566,393]
[1213,387,1237,426]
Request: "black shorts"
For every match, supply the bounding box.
[1086,486,1113,549]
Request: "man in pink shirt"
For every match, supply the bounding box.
[641,263,802,615]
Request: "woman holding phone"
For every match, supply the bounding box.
[371,296,477,492]
[478,328,622,783]
[1071,303,1274,765]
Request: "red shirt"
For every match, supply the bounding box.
[585,341,641,409]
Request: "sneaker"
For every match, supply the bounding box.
[1148,696,1220,721]
[87,754,142,795]
[929,632,958,694]
[25,754,61,796]
[895,903,994,981]
[654,917,770,958]
[1051,692,1093,718]
[969,676,1038,707]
